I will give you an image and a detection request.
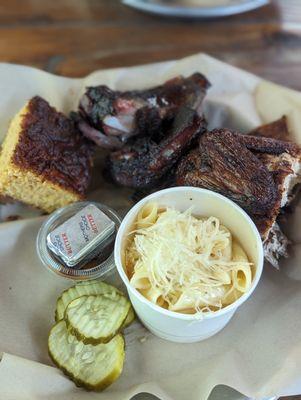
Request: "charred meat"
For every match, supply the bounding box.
[250,116,290,142]
[176,124,301,268]
[108,107,207,189]
[78,73,210,149]
[237,133,299,157]
[248,117,301,208]
[76,66,300,269]
[257,151,301,208]
[245,126,301,266]
[176,129,280,217]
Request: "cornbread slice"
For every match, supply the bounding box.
[0,96,93,213]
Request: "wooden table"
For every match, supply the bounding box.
[0,0,300,399]
[0,0,300,89]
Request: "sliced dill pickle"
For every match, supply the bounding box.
[48,320,124,391]
[123,306,135,328]
[65,294,131,344]
[55,280,123,322]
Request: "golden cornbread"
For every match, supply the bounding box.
[0,96,93,213]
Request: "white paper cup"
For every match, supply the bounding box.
[114,187,264,343]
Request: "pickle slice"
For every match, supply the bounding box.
[123,306,135,328]
[65,294,131,344]
[55,280,122,322]
[55,281,135,329]
[48,320,124,391]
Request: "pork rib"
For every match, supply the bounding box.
[78,73,210,149]
[108,107,207,189]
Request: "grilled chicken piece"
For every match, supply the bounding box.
[78,73,210,149]
[108,107,207,189]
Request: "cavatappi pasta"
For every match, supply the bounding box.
[125,203,253,314]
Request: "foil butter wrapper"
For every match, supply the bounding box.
[46,204,115,268]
